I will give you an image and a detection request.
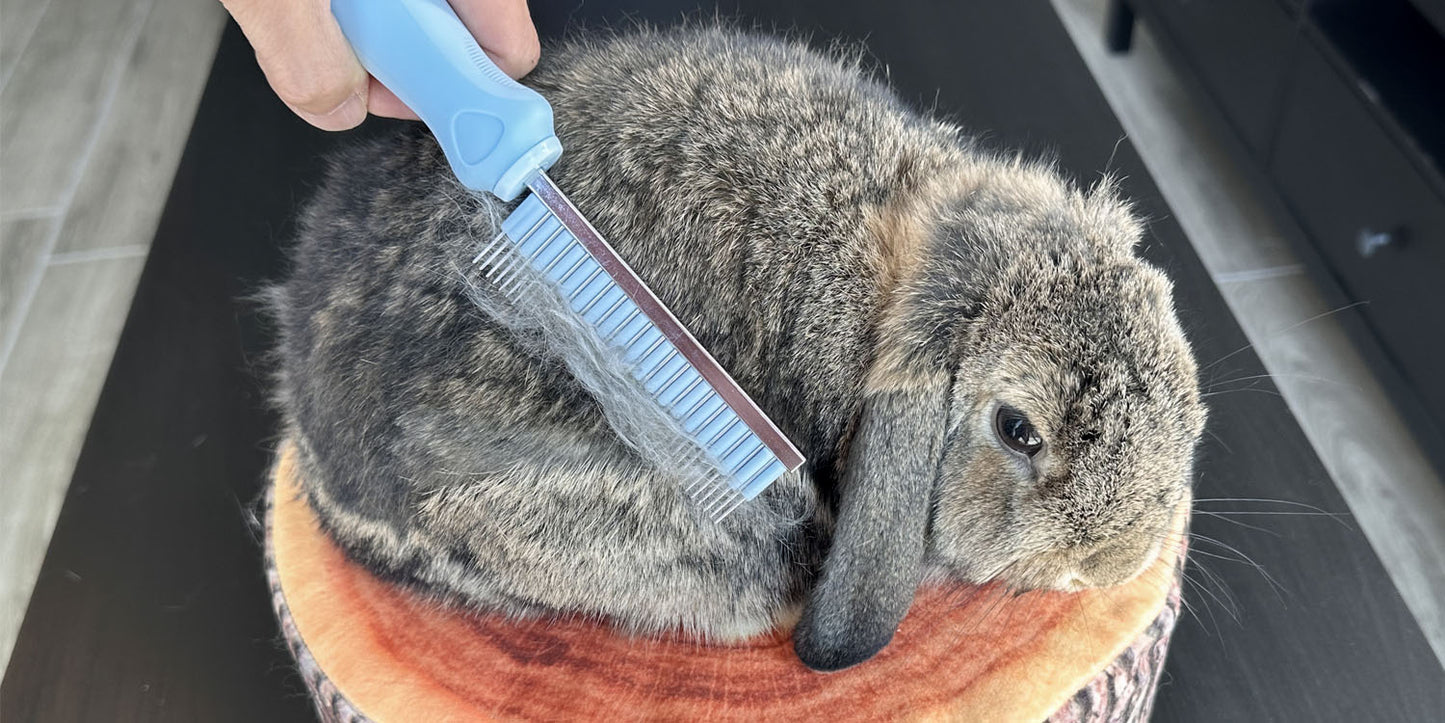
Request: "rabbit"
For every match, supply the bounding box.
[270,25,1207,673]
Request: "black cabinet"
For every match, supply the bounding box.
[1147,0,1300,154]
[1118,0,1445,473]
[1271,45,1445,425]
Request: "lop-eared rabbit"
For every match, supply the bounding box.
[272,26,1205,672]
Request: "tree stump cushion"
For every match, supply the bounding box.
[265,442,1185,722]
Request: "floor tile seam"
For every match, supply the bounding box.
[47,244,150,266]
[1212,264,1308,285]
[0,206,63,222]
[0,0,155,380]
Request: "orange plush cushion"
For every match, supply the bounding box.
[269,442,1183,721]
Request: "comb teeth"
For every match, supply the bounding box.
[474,186,800,520]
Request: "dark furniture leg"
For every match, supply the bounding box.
[1105,0,1135,53]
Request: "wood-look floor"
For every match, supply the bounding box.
[0,0,225,671]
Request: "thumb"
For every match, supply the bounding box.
[222,0,370,131]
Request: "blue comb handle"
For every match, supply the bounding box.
[331,0,561,200]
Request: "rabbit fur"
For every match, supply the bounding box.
[271,26,1206,672]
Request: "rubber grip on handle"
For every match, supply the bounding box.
[332,0,562,200]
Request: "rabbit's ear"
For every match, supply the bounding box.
[793,373,950,672]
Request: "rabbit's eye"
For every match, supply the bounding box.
[995,406,1044,457]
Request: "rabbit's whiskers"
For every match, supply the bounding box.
[1198,301,1367,375]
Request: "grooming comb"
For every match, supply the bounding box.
[332,0,804,520]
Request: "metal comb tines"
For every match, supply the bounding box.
[475,232,519,277]
[487,175,806,521]
[666,374,705,406]
[475,203,766,522]
[529,226,567,261]
[569,267,606,299]
[494,260,530,297]
[642,349,681,384]
[472,231,508,266]
[697,483,741,517]
[678,464,743,519]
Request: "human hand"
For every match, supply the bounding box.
[220,0,540,131]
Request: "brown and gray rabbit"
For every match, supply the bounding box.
[271,26,1206,672]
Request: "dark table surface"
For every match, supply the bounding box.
[4,1,1443,721]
